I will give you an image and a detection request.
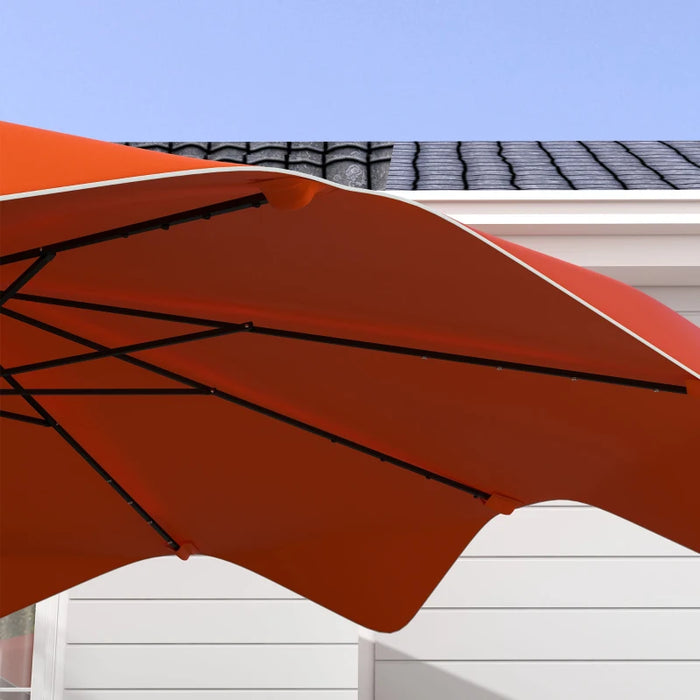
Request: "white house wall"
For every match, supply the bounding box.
[58,191,700,699]
[63,557,358,699]
[374,509,700,700]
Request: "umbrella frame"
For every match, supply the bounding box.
[0,187,690,558]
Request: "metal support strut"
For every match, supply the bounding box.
[3,187,687,539]
[1,306,493,502]
[3,292,687,396]
[0,193,270,550]
[1,366,181,552]
[0,193,268,266]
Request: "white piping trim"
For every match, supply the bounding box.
[2,166,698,381]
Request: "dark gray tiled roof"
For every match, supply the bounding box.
[126,142,393,190]
[385,141,700,190]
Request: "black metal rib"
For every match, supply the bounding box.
[0,252,55,305]
[11,292,221,326]
[1,305,129,352]
[1,323,251,377]
[0,368,181,551]
[250,327,687,394]
[0,193,268,266]
[2,306,493,501]
[0,409,50,426]
[4,294,688,394]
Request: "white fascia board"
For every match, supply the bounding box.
[391,190,700,286]
[390,190,700,226]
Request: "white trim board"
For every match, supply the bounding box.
[30,594,68,700]
[391,190,700,286]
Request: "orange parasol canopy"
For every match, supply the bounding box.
[1,122,698,631]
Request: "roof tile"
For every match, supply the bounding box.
[386,140,700,189]
[128,141,700,190]
[125,142,393,189]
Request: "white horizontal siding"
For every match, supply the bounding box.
[377,459,700,698]
[64,560,358,697]
[69,556,300,599]
[637,285,700,326]
[64,644,357,689]
[424,557,700,607]
[375,661,700,700]
[479,232,700,274]
[66,600,356,644]
[636,285,700,311]
[375,609,700,660]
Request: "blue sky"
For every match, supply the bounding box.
[1,0,698,140]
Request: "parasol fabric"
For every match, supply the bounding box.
[1,122,698,632]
